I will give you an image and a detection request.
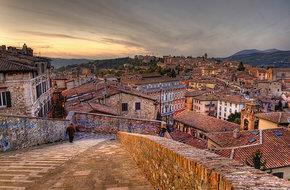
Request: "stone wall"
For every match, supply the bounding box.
[0,72,52,117]
[0,114,68,152]
[107,92,157,120]
[118,132,290,190]
[72,112,161,135]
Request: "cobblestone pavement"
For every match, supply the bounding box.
[0,133,153,190]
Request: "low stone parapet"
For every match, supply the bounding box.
[0,114,68,152]
[72,112,161,135]
[118,132,290,189]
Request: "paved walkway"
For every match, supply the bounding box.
[0,134,153,190]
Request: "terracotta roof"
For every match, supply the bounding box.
[174,111,239,133]
[207,130,261,148]
[130,76,179,85]
[63,81,156,101]
[0,58,37,72]
[169,130,207,149]
[65,101,118,116]
[184,90,208,97]
[214,128,290,169]
[217,95,248,104]
[193,94,218,101]
[62,82,96,98]
[255,112,290,124]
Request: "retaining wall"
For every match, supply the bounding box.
[118,132,290,190]
[0,114,68,152]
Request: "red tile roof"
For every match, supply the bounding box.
[63,81,157,101]
[0,51,50,72]
[174,111,239,133]
[214,128,290,169]
[207,130,261,148]
[169,130,207,149]
[217,95,248,104]
[65,101,118,116]
[255,112,290,124]
[0,58,37,72]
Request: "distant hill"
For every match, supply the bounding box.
[54,57,144,73]
[225,49,290,67]
[50,58,91,69]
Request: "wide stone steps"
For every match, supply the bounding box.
[0,138,105,190]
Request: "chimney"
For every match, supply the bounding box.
[0,45,6,51]
[233,128,240,138]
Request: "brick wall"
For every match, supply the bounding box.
[0,114,68,152]
[118,132,290,190]
[72,112,161,135]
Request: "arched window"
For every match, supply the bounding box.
[243,119,249,130]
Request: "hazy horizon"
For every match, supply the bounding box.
[1,0,290,59]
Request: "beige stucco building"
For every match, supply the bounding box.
[255,112,290,130]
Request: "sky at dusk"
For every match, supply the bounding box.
[0,0,290,59]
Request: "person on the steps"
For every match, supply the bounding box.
[66,123,76,143]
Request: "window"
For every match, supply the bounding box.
[121,103,128,112]
[135,102,141,110]
[41,63,45,73]
[36,84,42,98]
[42,82,47,93]
[0,91,11,107]
[273,172,284,179]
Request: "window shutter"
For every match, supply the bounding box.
[6,91,11,107]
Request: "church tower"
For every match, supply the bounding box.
[240,102,260,130]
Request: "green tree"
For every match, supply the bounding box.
[227,112,241,124]
[237,62,245,71]
[246,150,266,171]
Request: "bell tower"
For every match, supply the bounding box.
[240,102,259,130]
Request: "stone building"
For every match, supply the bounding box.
[267,68,290,81]
[92,86,158,120]
[248,67,268,80]
[0,44,52,117]
[63,81,158,120]
[191,94,217,117]
[255,80,282,97]
[122,74,186,121]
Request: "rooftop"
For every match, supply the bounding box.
[174,110,239,133]
[214,128,290,169]
[255,112,290,124]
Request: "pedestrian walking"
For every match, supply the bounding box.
[66,123,76,143]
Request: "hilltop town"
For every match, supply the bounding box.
[0,44,289,189]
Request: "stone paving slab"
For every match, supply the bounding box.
[0,134,152,190]
[0,135,107,190]
[27,140,153,190]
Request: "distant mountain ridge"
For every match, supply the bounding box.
[50,58,91,69]
[225,49,290,67]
